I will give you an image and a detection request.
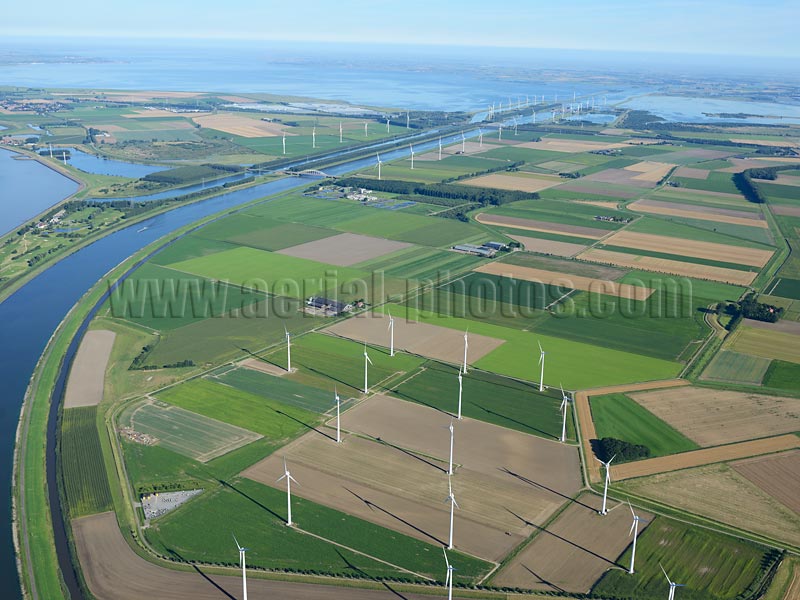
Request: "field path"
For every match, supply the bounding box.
[574,379,689,483]
[611,435,800,481]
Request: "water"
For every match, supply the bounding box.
[618,94,800,124]
[55,147,165,178]
[563,113,617,124]
[0,149,79,235]
[96,172,252,203]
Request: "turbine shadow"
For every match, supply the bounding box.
[388,389,452,418]
[474,404,556,440]
[306,364,352,391]
[506,508,619,568]
[334,549,412,599]
[344,487,446,547]
[374,435,447,474]
[166,548,237,599]
[521,564,565,593]
[217,479,286,524]
[500,468,594,511]
[273,408,337,442]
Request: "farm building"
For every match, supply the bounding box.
[305,296,353,316]
[452,244,497,258]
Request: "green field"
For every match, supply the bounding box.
[193,214,338,251]
[353,246,483,281]
[121,440,205,494]
[213,367,338,413]
[482,198,626,231]
[673,171,741,195]
[769,277,800,300]
[624,215,774,249]
[702,350,771,385]
[119,399,262,462]
[59,407,113,517]
[147,477,491,582]
[762,359,800,390]
[590,393,699,458]
[389,361,573,441]
[593,518,772,600]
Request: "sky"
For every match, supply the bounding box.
[2,0,797,58]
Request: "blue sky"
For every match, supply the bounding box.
[2,0,797,57]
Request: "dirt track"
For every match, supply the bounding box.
[64,330,116,408]
[611,435,800,481]
[73,512,470,600]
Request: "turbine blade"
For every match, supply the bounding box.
[232,533,241,550]
[538,340,543,353]
[453,497,459,509]
[629,521,636,536]
[628,499,635,517]
[276,474,286,483]
[660,563,672,584]
[442,547,449,568]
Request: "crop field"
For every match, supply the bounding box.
[212,367,337,413]
[193,214,339,252]
[700,350,771,385]
[277,232,411,266]
[763,360,800,389]
[439,271,567,312]
[731,451,800,514]
[244,394,581,562]
[475,213,606,239]
[590,393,699,457]
[729,325,800,364]
[119,398,262,462]
[593,517,771,599]
[630,386,800,447]
[192,112,287,137]
[60,407,113,517]
[461,172,563,193]
[506,233,588,256]
[493,495,652,593]
[353,246,482,281]
[627,199,768,228]
[619,463,800,548]
[484,198,628,229]
[63,330,116,408]
[389,361,570,440]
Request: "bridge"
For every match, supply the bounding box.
[280,168,335,178]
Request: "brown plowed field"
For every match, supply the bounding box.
[278,233,411,266]
[73,512,467,600]
[731,450,800,514]
[64,330,116,408]
[239,357,287,376]
[507,234,587,258]
[600,230,773,267]
[243,395,581,562]
[473,262,654,300]
[631,387,800,447]
[611,435,800,481]
[323,311,504,365]
[577,249,758,286]
[461,173,562,193]
[475,213,605,239]
[674,167,710,179]
[627,199,767,228]
[493,494,652,592]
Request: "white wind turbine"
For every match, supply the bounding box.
[334,387,342,443]
[438,137,443,160]
[444,475,459,550]
[406,111,410,129]
[364,121,368,137]
[276,457,299,526]
[446,420,455,476]
[457,371,463,420]
[376,153,382,181]
[312,125,316,149]
[461,331,469,375]
[627,500,648,575]
[443,548,455,600]
[537,341,545,392]
[409,144,415,169]
[233,534,248,600]
[478,129,483,148]
[596,454,615,515]
[513,117,518,135]
[339,121,343,143]
[559,384,570,443]
[532,110,536,123]
[363,342,373,394]
[388,311,395,357]
[282,131,286,155]
[460,131,466,153]
[284,325,292,372]
[498,125,502,141]
[661,564,685,600]
[386,117,390,133]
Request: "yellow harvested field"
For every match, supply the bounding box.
[730,138,798,147]
[507,234,587,257]
[474,262,655,300]
[674,167,710,179]
[627,199,768,228]
[461,172,562,193]
[611,435,800,481]
[239,357,288,377]
[192,113,288,137]
[577,248,757,286]
[475,213,606,239]
[244,395,581,561]
[623,161,675,182]
[123,109,210,119]
[64,330,116,409]
[323,311,504,364]
[630,386,800,447]
[573,200,620,210]
[493,495,652,593]
[518,139,627,153]
[732,451,800,514]
[775,175,800,187]
[620,463,800,546]
[729,325,800,364]
[600,230,773,267]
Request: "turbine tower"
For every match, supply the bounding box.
[628,500,648,575]
[388,311,395,357]
[376,153,383,181]
[233,534,248,600]
[443,548,455,600]
[282,131,286,155]
[363,342,373,394]
[438,137,443,160]
[364,121,368,137]
[513,117,518,135]
[661,564,685,600]
[409,144,415,170]
[457,371,463,420]
[284,325,292,372]
[537,341,545,392]
[406,111,410,129]
[559,384,569,443]
[335,387,341,443]
[339,121,343,143]
[596,454,615,515]
[276,457,298,526]
[478,129,483,148]
[447,420,455,476]
[462,331,469,375]
[312,126,316,149]
[386,117,390,133]
[444,475,459,550]
[498,125,502,141]
[461,131,466,153]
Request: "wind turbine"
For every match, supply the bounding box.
[276,457,298,526]
[386,117,390,133]
[513,117,518,135]
[233,534,248,600]
[537,341,545,392]
[443,548,455,600]
[461,331,469,375]
[376,153,382,181]
[596,454,615,515]
[460,131,466,153]
[363,342,372,394]
[438,137,443,160]
[333,387,342,443]
[339,121,343,143]
[478,129,483,148]
[282,131,286,155]
[457,371,463,420]
[409,144,415,169]
[447,420,455,476]
[388,311,395,357]
[312,126,316,149]
[559,384,570,443]
[444,475,459,550]
[628,500,648,575]
[284,325,292,372]
[661,564,685,600]
[364,121,368,137]
[406,111,410,129]
[498,125,502,141]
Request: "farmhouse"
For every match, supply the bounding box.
[452,243,497,258]
[305,296,353,317]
